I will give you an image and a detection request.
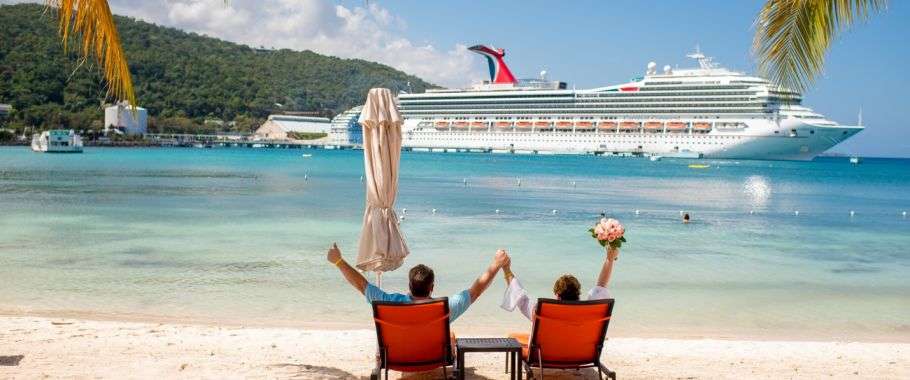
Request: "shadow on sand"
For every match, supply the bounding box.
[0,355,24,366]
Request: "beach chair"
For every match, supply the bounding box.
[371,298,454,380]
[510,298,615,380]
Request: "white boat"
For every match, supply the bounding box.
[650,155,663,161]
[31,130,83,153]
[850,156,862,164]
[391,45,862,161]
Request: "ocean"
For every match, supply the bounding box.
[1,147,907,340]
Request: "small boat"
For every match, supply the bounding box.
[31,130,83,153]
[435,121,450,130]
[574,121,595,130]
[650,155,662,162]
[644,121,664,131]
[619,121,641,130]
[470,121,487,130]
[555,121,574,130]
[850,156,862,165]
[515,121,533,129]
[534,121,551,128]
[666,122,687,132]
[301,154,313,158]
[693,122,712,132]
[495,121,514,130]
[688,164,711,169]
[451,121,470,130]
[597,121,617,131]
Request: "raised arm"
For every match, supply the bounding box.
[326,243,369,295]
[595,247,619,287]
[468,249,508,302]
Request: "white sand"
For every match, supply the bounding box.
[1,316,907,379]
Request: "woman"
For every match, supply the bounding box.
[500,247,619,320]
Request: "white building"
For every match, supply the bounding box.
[329,106,363,146]
[254,115,331,140]
[104,102,148,135]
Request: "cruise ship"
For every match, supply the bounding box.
[396,45,863,160]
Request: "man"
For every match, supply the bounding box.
[500,246,619,320]
[327,243,508,321]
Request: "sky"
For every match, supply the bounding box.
[4,0,909,157]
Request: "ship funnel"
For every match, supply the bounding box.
[469,45,517,84]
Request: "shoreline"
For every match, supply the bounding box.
[2,308,908,344]
[2,315,907,379]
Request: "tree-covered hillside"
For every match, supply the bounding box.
[0,3,434,134]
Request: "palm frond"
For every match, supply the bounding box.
[46,0,135,108]
[753,0,887,92]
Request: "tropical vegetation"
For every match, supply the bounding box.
[0,3,433,135]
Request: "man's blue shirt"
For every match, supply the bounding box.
[365,284,472,321]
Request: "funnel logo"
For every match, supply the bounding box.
[469,45,517,84]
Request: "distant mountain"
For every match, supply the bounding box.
[0,3,435,133]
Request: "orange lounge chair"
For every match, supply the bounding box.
[371,298,454,380]
[510,298,615,380]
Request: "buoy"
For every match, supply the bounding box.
[495,209,501,214]
[431,208,437,214]
[850,210,855,217]
[552,209,558,214]
[794,211,800,216]
[902,211,907,218]
[635,210,640,215]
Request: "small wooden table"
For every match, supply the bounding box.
[455,337,522,380]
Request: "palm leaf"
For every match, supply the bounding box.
[753,0,886,92]
[46,0,135,108]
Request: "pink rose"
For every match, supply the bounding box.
[594,223,606,236]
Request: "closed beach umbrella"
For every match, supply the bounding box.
[355,88,410,276]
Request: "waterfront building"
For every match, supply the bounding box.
[254,115,331,140]
[104,101,148,135]
[329,106,363,146]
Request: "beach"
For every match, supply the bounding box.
[2,315,907,379]
[2,147,909,378]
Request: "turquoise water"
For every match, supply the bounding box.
[1,147,908,340]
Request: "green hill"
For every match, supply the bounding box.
[0,3,434,134]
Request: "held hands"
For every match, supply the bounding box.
[494,249,511,270]
[327,243,342,265]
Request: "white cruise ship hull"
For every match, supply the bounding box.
[402,120,862,161]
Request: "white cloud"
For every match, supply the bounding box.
[0,0,484,87]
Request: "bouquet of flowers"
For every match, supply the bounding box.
[589,217,626,249]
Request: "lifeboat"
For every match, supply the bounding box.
[435,121,450,131]
[555,121,574,130]
[693,122,712,132]
[495,121,514,130]
[597,121,617,131]
[574,121,595,131]
[666,121,687,132]
[619,121,641,130]
[452,121,470,130]
[534,121,551,129]
[470,121,487,131]
[515,121,534,130]
[644,121,664,131]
